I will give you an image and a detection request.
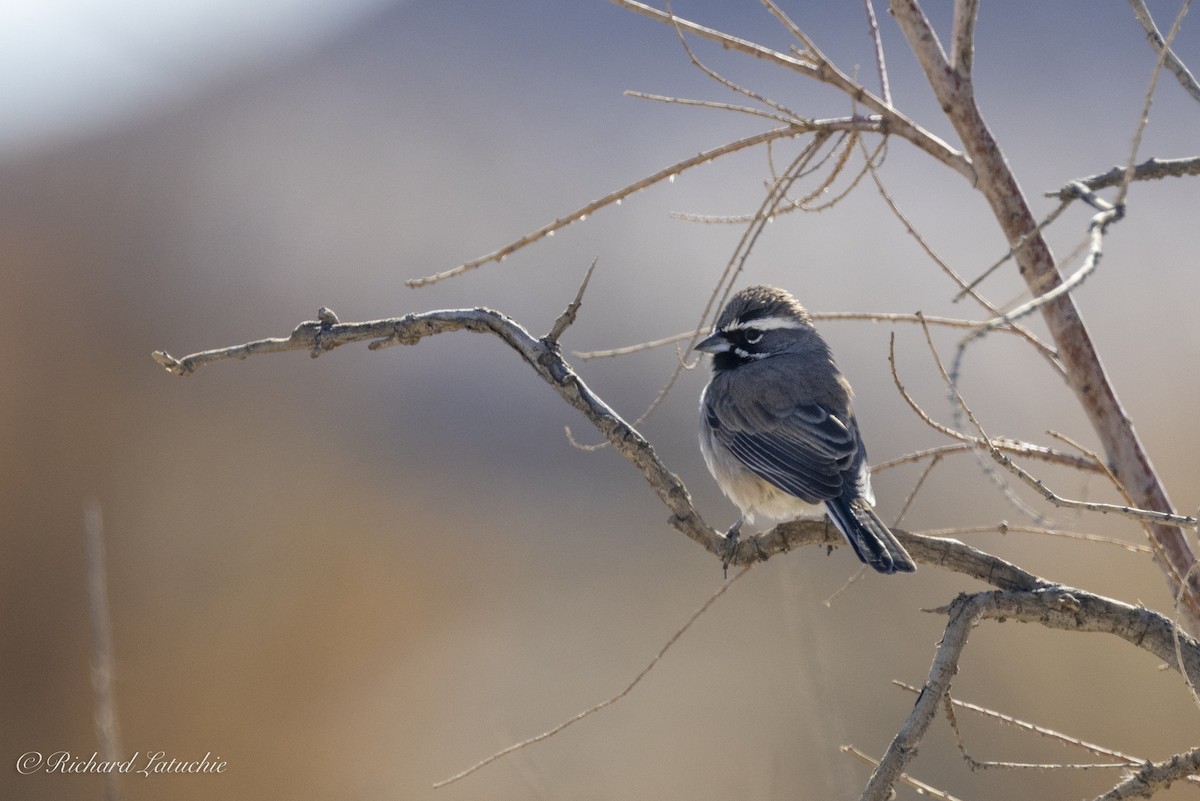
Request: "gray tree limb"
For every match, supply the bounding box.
[154,305,1200,800]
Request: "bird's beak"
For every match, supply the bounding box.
[694,330,729,354]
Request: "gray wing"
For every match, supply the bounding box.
[705,382,869,505]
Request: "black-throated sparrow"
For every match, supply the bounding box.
[696,285,915,574]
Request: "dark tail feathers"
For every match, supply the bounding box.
[824,496,916,574]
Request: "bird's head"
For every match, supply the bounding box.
[695,285,817,370]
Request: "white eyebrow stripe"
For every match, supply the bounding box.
[726,316,805,332]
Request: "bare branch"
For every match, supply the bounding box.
[862,0,892,106]
[957,586,1200,678]
[154,307,723,556]
[1175,563,1200,712]
[950,0,979,76]
[860,591,986,801]
[1045,155,1200,200]
[863,587,1200,799]
[889,0,953,82]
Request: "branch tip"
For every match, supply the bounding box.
[151,350,190,376]
[545,258,599,344]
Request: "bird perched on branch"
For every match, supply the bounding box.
[696,285,915,574]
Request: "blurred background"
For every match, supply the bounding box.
[2,1,1199,799]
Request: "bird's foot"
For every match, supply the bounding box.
[721,520,743,579]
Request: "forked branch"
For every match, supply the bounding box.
[885,0,1200,631]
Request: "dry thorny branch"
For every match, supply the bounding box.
[151,1,1200,799]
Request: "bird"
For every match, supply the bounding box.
[696,285,915,574]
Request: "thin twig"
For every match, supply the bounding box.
[916,316,1199,528]
[1174,562,1200,711]
[918,523,1153,554]
[576,310,1053,362]
[963,185,1122,344]
[950,198,1071,302]
[434,566,753,787]
[664,0,802,122]
[682,133,859,225]
[842,745,967,801]
[886,333,1100,473]
[611,0,974,180]
[993,442,1195,526]
[545,258,598,344]
[626,141,830,433]
[1128,0,1200,103]
[891,453,941,528]
[861,141,1063,373]
[862,0,891,106]
[823,565,869,608]
[893,681,1147,766]
[85,500,122,801]
[873,441,1103,475]
[574,330,693,360]
[406,125,808,287]
[624,90,799,125]
[1116,0,1192,209]
[1046,429,1192,586]
[782,133,887,213]
[941,691,1130,772]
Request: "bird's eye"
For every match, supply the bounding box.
[743,328,763,344]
